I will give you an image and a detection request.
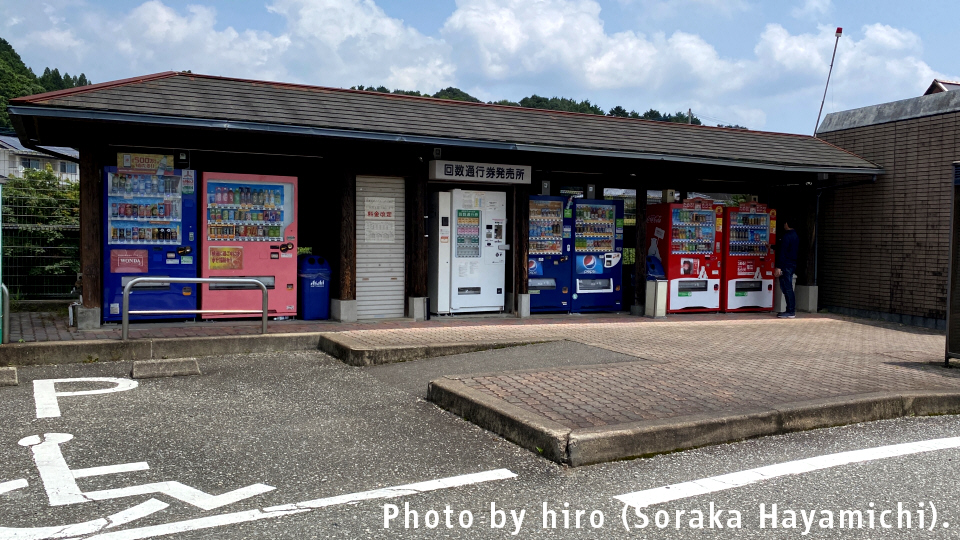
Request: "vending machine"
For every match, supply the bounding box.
[200,172,298,319]
[528,195,573,312]
[721,203,776,312]
[428,189,507,314]
[645,199,723,313]
[570,198,624,313]
[102,164,198,322]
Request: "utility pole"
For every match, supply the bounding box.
[814,27,842,137]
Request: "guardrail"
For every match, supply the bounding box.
[1,283,9,344]
[122,277,268,341]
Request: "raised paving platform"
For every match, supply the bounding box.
[426,317,959,465]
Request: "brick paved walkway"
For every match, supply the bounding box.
[450,318,953,429]
[9,309,800,343]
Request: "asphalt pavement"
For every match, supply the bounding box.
[2,348,960,539]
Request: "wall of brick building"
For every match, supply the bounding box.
[818,112,960,328]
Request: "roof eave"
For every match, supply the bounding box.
[8,105,882,175]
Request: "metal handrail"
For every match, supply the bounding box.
[122,277,268,341]
[1,283,9,344]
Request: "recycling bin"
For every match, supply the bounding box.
[298,254,330,320]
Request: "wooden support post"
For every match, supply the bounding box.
[78,147,101,309]
[339,172,356,301]
[405,175,428,306]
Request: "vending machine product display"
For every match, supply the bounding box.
[428,189,507,314]
[528,195,573,312]
[200,172,298,318]
[570,198,624,313]
[721,203,776,311]
[645,199,723,312]
[102,164,198,322]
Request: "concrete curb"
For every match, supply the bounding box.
[428,377,570,463]
[132,358,201,379]
[0,366,17,386]
[319,333,553,366]
[0,333,326,367]
[428,383,960,466]
[0,331,550,368]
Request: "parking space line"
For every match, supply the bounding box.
[0,480,27,496]
[615,436,960,509]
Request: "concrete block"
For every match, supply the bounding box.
[0,367,17,386]
[76,306,101,330]
[645,280,667,318]
[795,285,818,313]
[407,297,428,321]
[132,358,201,379]
[516,294,530,318]
[630,304,644,316]
[777,393,904,432]
[330,299,357,322]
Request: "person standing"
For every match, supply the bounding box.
[774,218,799,318]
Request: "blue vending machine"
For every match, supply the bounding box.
[570,198,624,312]
[528,195,573,312]
[101,163,199,322]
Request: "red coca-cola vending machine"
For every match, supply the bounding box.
[721,202,776,312]
[645,198,723,313]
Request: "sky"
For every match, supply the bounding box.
[2,0,958,134]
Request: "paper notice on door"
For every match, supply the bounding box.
[469,261,479,275]
[461,191,482,209]
[365,221,395,243]
[458,262,468,277]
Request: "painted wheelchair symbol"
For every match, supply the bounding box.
[0,432,274,540]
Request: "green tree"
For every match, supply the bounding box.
[607,105,629,117]
[432,87,481,102]
[2,164,81,280]
[718,124,749,130]
[489,99,520,106]
[0,38,45,129]
[518,95,604,115]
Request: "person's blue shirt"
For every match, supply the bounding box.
[777,228,799,273]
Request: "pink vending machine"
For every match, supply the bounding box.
[200,172,298,318]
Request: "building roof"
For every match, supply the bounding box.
[0,134,78,159]
[818,88,960,134]
[9,71,880,174]
[924,79,960,95]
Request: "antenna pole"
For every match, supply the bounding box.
[815,27,842,137]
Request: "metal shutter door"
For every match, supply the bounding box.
[356,176,405,319]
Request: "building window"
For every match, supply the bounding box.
[21,158,41,170]
[60,162,78,174]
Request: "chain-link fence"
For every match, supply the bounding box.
[2,167,80,299]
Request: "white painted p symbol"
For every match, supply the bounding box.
[34,378,138,419]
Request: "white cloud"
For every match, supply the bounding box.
[266,0,455,91]
[791,0,831,20]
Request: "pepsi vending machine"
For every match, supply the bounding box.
[528,195,573,312]
[570,198,624,312]
[102,156,198,322]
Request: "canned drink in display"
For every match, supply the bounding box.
[172,227,178,242]
[111,228,118,241]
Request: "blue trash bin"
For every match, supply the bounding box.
[298,255,331,320]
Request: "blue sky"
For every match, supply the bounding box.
[3,0,957,134]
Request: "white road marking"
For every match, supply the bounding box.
[73,463,149,480]
[0,500,169,540]
[0,469,516,540]
[0,480,27,496]
[85,482,275,511]
[17,432,273,511]
[616,435,960,509]
[19,434,87,506]
[264,468,519,511]
[33,379,138,419]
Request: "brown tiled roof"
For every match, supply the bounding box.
[10,71,880,173]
